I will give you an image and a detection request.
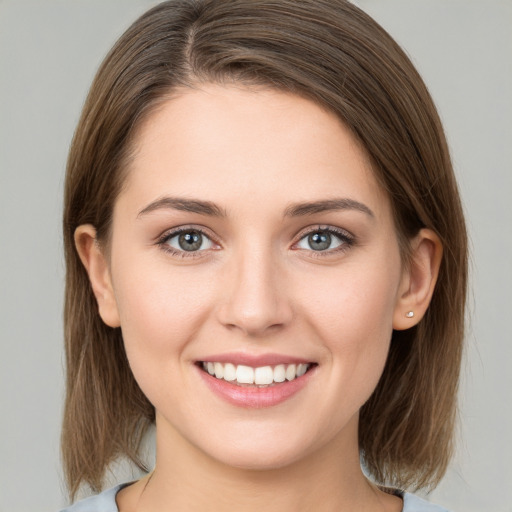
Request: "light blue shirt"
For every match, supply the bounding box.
[60,483,450,511]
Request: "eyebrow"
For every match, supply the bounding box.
[137,197,227,218]
[137,196,374,219]
[283,198,374,218]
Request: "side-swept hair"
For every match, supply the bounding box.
[62,0,467,499]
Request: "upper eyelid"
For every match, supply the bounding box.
[294,225,354,241]
[157,225,218,242]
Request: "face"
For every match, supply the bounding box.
[102,85,409,469]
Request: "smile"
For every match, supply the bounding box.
[200,362,312,387]
[197,358,317,408]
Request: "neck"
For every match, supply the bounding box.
[130,415,399,512]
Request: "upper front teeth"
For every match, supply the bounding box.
[203,362,310,385]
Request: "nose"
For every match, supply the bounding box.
[216,245,293,337]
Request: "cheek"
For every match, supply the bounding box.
[306,260,398,338]
[111,254,215,362]
[110,259,220,418]
[302,256,400,399]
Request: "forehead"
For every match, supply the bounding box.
[120,84,390,219]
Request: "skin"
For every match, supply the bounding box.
[76,84,442,512]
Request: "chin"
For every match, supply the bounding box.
[209,444,307,472]
[194,422,322,472]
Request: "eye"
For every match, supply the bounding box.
[295,227,353,253]
[158,228,216,255]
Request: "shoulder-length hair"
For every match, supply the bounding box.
[62,0,467,499]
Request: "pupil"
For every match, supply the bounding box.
[309,232,331,251]
[179,231,202,251]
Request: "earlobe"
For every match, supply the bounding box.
[74,225,121,328]
[393,229,443,330]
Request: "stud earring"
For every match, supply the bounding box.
[405,311,414,318]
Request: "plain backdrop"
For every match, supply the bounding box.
[0,1,511,511]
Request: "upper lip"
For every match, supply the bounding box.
[197,352,314,367]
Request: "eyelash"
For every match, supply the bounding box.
[294,225,355,258]
[156,226,217,259]
[156,225,355,259]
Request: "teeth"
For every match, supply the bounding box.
[285,364,296,381]
[236,365,254,384]
[214,362,224,379]
[223,363,236,381]
[274,364,286,383]
[201,361,311,386]
[254,366,273,385]
[297,363,308,377]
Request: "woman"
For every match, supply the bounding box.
[60,1,467,510]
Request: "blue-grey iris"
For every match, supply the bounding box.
[179,231,203,251]
[309,232,331,251]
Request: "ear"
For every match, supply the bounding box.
[393,228,443,330]
[74,224,121,328]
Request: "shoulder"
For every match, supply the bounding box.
[402,492,451,512]
[59,484,129,512]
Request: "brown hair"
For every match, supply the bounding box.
[62,0,467,499]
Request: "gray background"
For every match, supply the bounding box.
[0,1,510,510]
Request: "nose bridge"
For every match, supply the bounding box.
[217,238,292,336]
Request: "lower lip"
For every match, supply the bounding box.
[197,366,315,408]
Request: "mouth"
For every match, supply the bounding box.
[197,361,316,387]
